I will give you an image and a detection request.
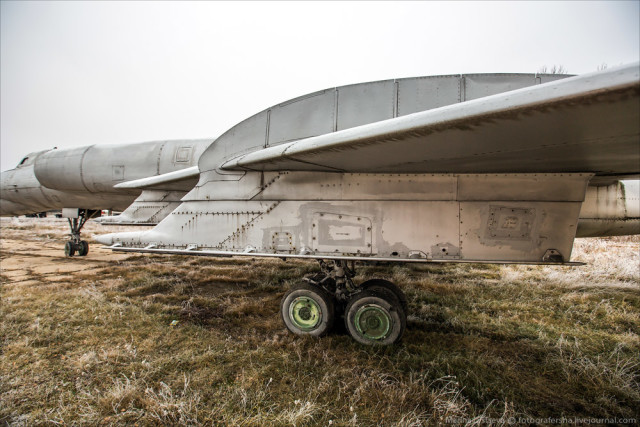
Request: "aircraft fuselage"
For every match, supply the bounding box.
[0,139,212,216]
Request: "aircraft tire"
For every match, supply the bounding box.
[359,279,408,314]
[64,241,75,257]
[281,283,334,337]
[345,290,406,345]
[78,241,89,256]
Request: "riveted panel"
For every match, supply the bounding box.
[311,213,372,254]
[175,146,193,163]
[457,174,591,202]
[221,110,269,158]
[271,231,293,252]
[268,90,335,146]
[397,76,461,116]
[255,172,457,201]
[337,81,395,130]
[486,206,535,240]
[463,74,537,101]
[460,201,582,261]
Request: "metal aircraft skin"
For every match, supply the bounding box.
[2,64,639,344]
[0,139,212,255]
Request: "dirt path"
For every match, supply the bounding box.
[0,217,145,285]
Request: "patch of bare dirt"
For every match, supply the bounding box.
[0,217,146,284]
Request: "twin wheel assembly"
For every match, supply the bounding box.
[64,240,89,257]
[63,209,99,257]
[281,261,408,345]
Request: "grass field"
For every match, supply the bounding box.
[1,218,638,425]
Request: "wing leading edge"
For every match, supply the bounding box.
[220,63,639,176]
[113,165,200,191]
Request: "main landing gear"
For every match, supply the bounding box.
[64,209,100,257]
[281,260,408,345]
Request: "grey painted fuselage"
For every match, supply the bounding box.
[0,139,212,216]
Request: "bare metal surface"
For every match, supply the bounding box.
[96,173,592,263]
[218,64,638,175]
[107,245,585,266]
[199,73,576,173]
[97,190,187,225]
[0,155,136,214]
[268,89,335,146]
[113,166,200,190]
[2,66,639,273]
[576,219,640,237]
[93,66,640,265]
[34,140,210,193]
[1,139,211,216]
[577,180,640,236]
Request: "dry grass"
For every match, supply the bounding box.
[1,218,639,425]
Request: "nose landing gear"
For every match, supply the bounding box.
[63,209,100,257]
[65,239,89,257]
[280,260,407,345]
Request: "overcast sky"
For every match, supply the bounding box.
[1,1,638,171]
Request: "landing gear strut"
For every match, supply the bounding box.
[281,260,407,345]
[64,209,100,257]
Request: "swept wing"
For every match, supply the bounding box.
[220,64,639,176]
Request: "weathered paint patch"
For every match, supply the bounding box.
[312,213,372,254]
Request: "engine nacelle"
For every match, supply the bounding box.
[33,146,88,192]
[33,140,209,194]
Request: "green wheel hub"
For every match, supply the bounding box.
[354,304,392,340]
[289,296,322,331]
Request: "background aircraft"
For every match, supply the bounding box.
[0,139,211,255]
